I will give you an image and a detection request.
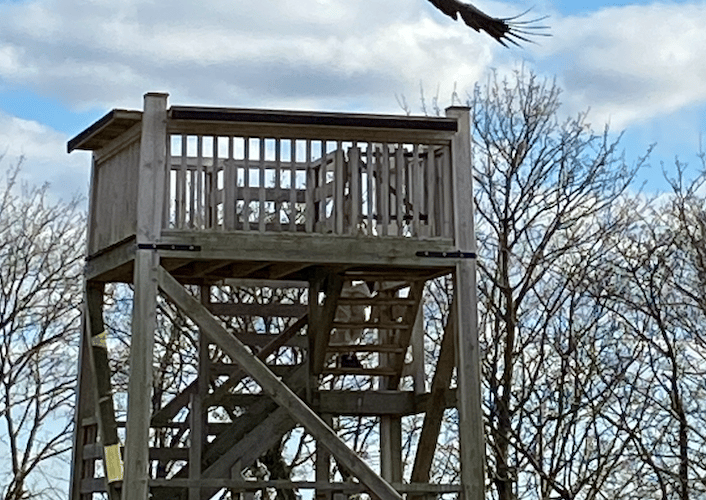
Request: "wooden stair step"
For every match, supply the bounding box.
[337,297,416,306]
[323,367,399,376]
[327,343,405,353]
[331,321,411,330]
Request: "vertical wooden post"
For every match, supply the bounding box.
[380,417,402,484]
[446,106,484,500]
[122,92,168,500]
[316,413,333,500]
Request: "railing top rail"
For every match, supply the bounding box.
[169,106,458,132]
[68,105,460,153]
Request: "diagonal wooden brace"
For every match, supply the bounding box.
[157,267,402,500]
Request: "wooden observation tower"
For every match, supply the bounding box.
[67,93,483,500]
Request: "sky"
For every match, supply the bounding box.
[0,0,705,202]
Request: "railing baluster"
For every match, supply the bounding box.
[413,143,422,237]
[349,143,360,235]
[258,138,266,233]
[224,137,235,231]
[335,142,344,235]
[380,143,390,236]
[179,135,187,229]
[395,145,404,237]
[366,143,374,235]
[305,140,314,233]
[274,138,282,232]
[211,136,219,230]
[424,144,435,237]
[442,145,453,238]
[242,137,250,231]
[289,139,297,232]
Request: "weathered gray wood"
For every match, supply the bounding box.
[446,106,483,500]
[381,144,390,236]
[206,302,307,318]
[380,416,402,483]
[411,306,455,484]
[158,232,455,272]
[394,145,404,236]
[167,120,455,148]
[365,144,374,232]
[316,413,333,500]
[122,92,168,500]
[158,267,402,500]
[69,308,99,500]
[310,272,344,375]
[334,144,344,234]
[85,283,122,499]
[151,479,462,494]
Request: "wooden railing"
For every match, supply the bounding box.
[165,134,454,239]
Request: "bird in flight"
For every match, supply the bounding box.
[426,0,549,47]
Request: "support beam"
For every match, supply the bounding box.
[122,92,169,500]
[411,307,455,484]
[158,267,402,500]
[447,106,484,500]
[86,283,122,499]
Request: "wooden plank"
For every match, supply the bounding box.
[150,479,462,493]
[211,135,220,230]
[441,146,453,239]
[288,139,298,231]
[69,303,100,500]
[412,144,423,237]
[316,413,333,500]
[349,144,360,235]
[380,417,402,483]
[319,140,328,233]
[394,145,404,236]
[334,144,344,234]
[86,283,122,499]
[167,120,456,148]
[206,302,307,317]
[274,138,282,232]
[243,137,251,231]
[178,134,187,229]
[224,137,236,230]
[158,231,456,269]
[310,272,344,375]
[425,145,436,237]
[122,92,168,500]
[446,106,483,500]
[366,143,374,233]
[305,140,315,233]
[410,305,455,484]
[258,138,267,233]
[158,268,402,500]
[381,144,390,236]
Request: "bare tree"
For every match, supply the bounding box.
[594,156,706,500]
[467,70,648,500]
[0,158,84,500]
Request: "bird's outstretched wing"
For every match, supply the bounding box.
[426,0,549,47]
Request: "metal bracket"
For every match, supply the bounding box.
[416,250,477,259]
[137,243,202,252]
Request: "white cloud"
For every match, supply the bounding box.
[0,111,90,201]
[536,2,706,130]
[0,0,519,113]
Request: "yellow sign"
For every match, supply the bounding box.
[104,443,123,483]
[91,331,108,349]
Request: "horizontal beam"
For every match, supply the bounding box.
[159,231,455,271]
[157,267,402,500]
[207,302,307,318]
[150,479,462,493]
